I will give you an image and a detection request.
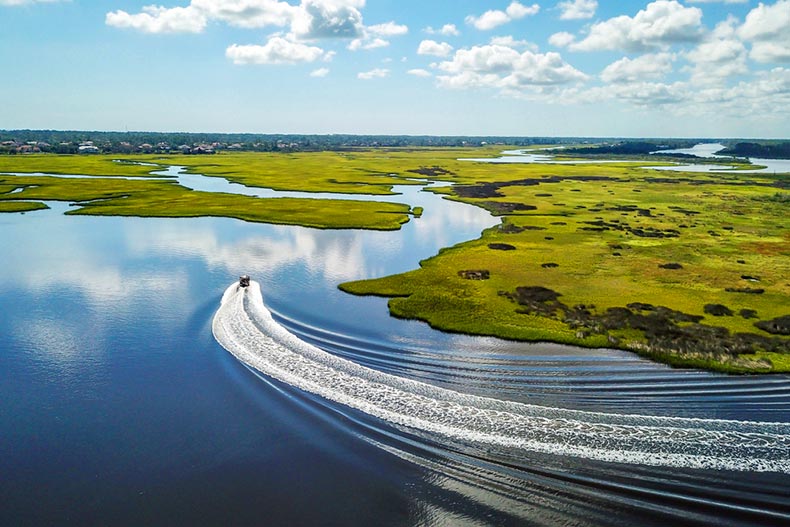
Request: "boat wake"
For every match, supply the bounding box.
[212,281,790,473]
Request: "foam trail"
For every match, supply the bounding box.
[213,282,790,473]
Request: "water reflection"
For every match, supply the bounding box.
[124,169,494,283]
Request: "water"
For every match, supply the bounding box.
[650,143,729,158]
[1,167,789,526]
[215,281,790,473]
[463,143,790,174]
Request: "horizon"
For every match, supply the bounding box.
[1,1,789,138]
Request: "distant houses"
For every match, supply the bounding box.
[78,142,100,154]
[1,140,51,154]
[1,131,523,155]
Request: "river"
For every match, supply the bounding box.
[461,143,790,174]
[1,166,788,526]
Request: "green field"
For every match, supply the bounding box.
[1,149,788,372]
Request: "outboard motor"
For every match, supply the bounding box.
[239,275,251,288]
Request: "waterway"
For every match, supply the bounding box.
[1,165,789,526]
[462,143,790,174]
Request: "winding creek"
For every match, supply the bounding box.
[1,161,789,525]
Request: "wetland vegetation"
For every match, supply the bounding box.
[1,146,788,373]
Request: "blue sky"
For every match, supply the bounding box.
[1,0,788,137]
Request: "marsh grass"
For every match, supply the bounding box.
[0,201,48,213]
[341,152,790,373]
[0,161,413,230]
[2,150,788,371]
[0,154,161,177]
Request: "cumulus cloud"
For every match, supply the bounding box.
[407,68,432,77]
[291,0,365,39]
[557,0,597,20]
[600,53,674,83]
[563,65,790,119]
[738,0,790,63]
[348,20,408,50]
[107,0,377,41]
[548,31,576,47]
[367,21,408,37]
[357,68,389,79]
[686,17,747,84]
[490,35,537,50]
[605,81,688,106]
[106,5,208,34]
[565,0,703,52]
[310,67,330,76]
[348,37,388,50]
[191,0,296,28]
[226,36,328,64]
[686,0,746,3]
[417,39,453,57]
[465,1,540,31]
[425,23,460,36]
[436,43,587,94]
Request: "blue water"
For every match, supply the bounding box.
[1,169,789,526]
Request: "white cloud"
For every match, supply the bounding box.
[106,5,208,34]
[425,23,460,36]
[291,0,365,39]
[417,39,453,57]
[606,81,688,106]
[348,37,388,50]
[467,10,510,31]
[568,0,703,52]
[107,0,371,40]
[436,43,587,94]
[565,80,688,107]
[310,66,330,76]
[686,0,747,4]
[465,1,540,31]
[367,21,408,37]
[557,0,597,20]
[749,41,790,63]
[191,0,296,29]
[563,66,790,119]
[548,31,576,47]
[506,1,539,18]
[600,53,674,83]
[226,36,327,64]
[490,35,537,50]
[407,68,432,77]
[686,17,747,84]
[738,0,790,63]
[357,68,389,79]
[348,20,408,50]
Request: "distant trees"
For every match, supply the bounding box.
[0,130,591,154]
[562,141,697,156]
[2,130,787,158]
[718,142,790,159]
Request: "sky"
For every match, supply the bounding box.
[1,0,789,137]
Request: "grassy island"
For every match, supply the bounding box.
[0,155,414,230]
[1,149,788,373]
[339,151,790,374]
